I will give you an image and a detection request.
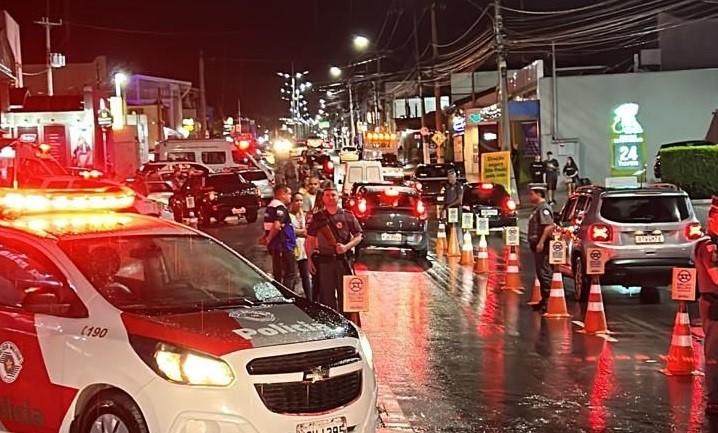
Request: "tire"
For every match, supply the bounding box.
[640,286,661,304]
[572,256,590,302]
[245,210,258,223]
[79,390,148,433]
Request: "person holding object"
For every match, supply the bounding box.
[440,168,464,240]
[543,152,559,205]
[563,156,580,196]
[530,155,545,184]
[305,186,363,324]
[262,185,297,289]
[290,193,312,300]
[527,184,555,313]
[698,197,718,418]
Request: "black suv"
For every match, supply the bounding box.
[412,163,466,202]
[170,173,260,225]
[462,182,518,228]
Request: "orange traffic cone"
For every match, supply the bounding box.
[662,302,698,376]
[460,232,474,265]
[447,225,461,257]
[582,277,609,335]
[527,277,542,305]
[544,270,570,318]
[474,235,489,274]
[504,247,523,291]
[435,223,447,257]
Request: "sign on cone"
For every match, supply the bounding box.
[544,270,570,318]
[661,302,699,376]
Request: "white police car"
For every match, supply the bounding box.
[0,186,377,433]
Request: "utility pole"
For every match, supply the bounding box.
[237,97,242,133]
[198,50,208,138]
[413,10,425,129]
[348,78,356,143]
[34,17,62,96]
[494,0,511,151]
[430,0,441,131]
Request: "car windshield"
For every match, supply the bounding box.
[600,195,690,223]
[415,165,449,178]
[463,184,508,206]
[206,174,243,192]
[240,170,267,181]
[59,235,290,312]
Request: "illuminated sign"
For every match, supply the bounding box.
[452,114,466,134]
[610,103,646,175]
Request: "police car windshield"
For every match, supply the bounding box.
[58,235,291,312]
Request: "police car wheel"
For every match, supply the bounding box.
[80,391,148,433]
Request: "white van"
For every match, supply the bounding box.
[341,160,383,197]
[157,139,274,181]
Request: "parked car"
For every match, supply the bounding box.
[380,153,404,181]
[412,163,466,202]
[462,182,517,228]
[139,161,212,180]
[653,140,716,179]
[340,146,360,162]
[350,184,429,258]
[554,184,704,302]
[237,169,274,205]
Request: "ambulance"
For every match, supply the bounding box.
[0,186,377,433]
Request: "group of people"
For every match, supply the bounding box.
[530,152,580,204]
[261,173,363,324]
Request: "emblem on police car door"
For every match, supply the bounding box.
[229,308,276,323]
[0,341,24,384]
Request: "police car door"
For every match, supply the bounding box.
[0,238,84,433]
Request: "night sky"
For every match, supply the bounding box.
[1,0,669,121]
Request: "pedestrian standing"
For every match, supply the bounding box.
[262,185,297,289]
[563,156,580,196]
[543,152,560,205]
[698,197,718,418]
[440,168,464,239]
[283,159,300,194]
[302,176,321,214]
[527,184,555,313]
[530,155,545,184]
[290,193,312,300]
[305,186,363,324]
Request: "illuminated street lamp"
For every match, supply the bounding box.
[114,72,128,98]
[353,35,370,51]
[329,66,342,78]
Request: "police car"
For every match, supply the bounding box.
[0,186,377,433]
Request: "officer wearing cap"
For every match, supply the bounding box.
[527,183,555,312]
[698,196,718,417]
[440,168,464,238]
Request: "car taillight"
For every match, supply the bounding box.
[589,224,612,242]
[505,199,516,212]
[325,161,334,170]
[685,222,703,240]
[416,200,427,220]
[357,198,367,215]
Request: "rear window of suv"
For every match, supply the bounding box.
[206,174,242,193]
[600,195,690,223]
[416,166,449,178]
[239,170,267,181]
[363,189,416,209]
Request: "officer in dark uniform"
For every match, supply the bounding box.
[305,186,363,323]
[527,184,555,312]
[440,168,464,239]
[263,185,297,289]
[698,196,718,418]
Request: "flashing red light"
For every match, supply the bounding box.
[238,140,250,150]
[505,199,517,212]
[479,183,493,190]
[685,222,703,240]
[589,224,612,242]
[416,200,427,220]
[357,198,367,214]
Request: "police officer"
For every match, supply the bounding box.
[440,168,464,238]
[698,196,718,418]
[305,186,363,323]
[263,185,297,289]
[527,184,555,312]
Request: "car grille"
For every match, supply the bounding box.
[255,371,362,414]
[246,346,360,375]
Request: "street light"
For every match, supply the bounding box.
[114,72,128,98]
[329,66,342,78]
[353,35,370,51]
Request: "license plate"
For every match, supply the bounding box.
[635,234,664,244]
[437,196,445,202]
[481,209,499,216]
[297,417,347,433]
[232,207,246,215]
[185,196,195,208]
[381,233,402,242]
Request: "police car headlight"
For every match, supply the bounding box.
[357,329,374,369]
[130,336,234,386]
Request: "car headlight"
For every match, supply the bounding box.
[357,329,374,369]
[130,336,235,386]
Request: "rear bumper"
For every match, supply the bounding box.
[360,230,428,250]
[602,258,694,286]
[488,215,517,228]
[214,201,260,215]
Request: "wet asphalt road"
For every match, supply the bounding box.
[206,216,713,433]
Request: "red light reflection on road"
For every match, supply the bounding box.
[588,341,615,432]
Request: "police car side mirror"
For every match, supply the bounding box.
[22,291,73,316]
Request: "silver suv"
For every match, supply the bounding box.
[555,184,703,301]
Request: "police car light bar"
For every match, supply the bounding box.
[0,187,135,215]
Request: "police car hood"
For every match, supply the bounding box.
[121,301,357,357]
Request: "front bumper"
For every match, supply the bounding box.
[602,258,694,286]
[361,230,428,250]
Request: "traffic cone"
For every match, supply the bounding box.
[544,270,570,318]
[447,225,461,257]
[527,277,542,305]
[474,234,489,274]
[460,232,474,265]
[504,247,523,291]
[435,223,447,257]
[662,302,698,376]
[582,277,609,335]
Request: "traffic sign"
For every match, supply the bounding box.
[586,248,606,275]
[671,268,696,302]
[549,240,568,265]
[343,275,370,312]
[447,208,459,223]
[505,226,520,246]
[432,131,447,146]
[461,212,474,229]
[476,217,490,235]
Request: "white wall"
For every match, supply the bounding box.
[539,69,718,184]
